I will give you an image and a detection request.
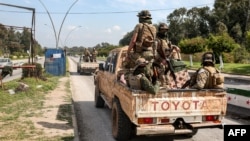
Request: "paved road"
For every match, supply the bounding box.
[68,57,249,141]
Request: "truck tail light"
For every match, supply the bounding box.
[203,115,220,122]
[161,118,169,123]
[138,118,154,124]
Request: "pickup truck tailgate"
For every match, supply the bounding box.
[81,62,99,68]
[134,90,227,119]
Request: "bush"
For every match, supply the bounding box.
[233,47,250,63]
[22,63,43,79]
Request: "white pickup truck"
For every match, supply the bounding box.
[77,55,99,75]
[94,46,227,141]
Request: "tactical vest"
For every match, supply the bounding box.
[202,66,224,89]
[156,39,170,59]
[135,23,156,53]
[128,74,142,90]
[92,51,97,56]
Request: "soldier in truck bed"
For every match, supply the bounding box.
[153,23,184,87]
[128,58,160,94]
[126,10,156,68]
[91,47,98,62]
[188,52,224,89]
[84,48,91,62]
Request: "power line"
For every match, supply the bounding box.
[0,3,213,15]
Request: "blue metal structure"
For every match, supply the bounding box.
[44,48,66,76]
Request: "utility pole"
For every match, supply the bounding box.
[0,3,35,64]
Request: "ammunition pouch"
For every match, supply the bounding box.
[169,59,186,72]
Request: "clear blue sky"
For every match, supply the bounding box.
[0,0,214,48]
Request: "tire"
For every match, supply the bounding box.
[94,85,104,108]
[112,98,132,141]
[185,129,198,138]
[77,67,80,73]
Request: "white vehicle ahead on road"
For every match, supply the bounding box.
[0,58,13,67]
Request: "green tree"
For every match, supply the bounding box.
[178,36,206,66]
[207,33,238,68]
[119,31,133,46]
[20,27,31,53]
[167,7,187,44]
[213,0,248,44]
[0,24,8,56]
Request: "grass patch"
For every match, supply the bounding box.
[0,75,73,140]
[184,61,250,75]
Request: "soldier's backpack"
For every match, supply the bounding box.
[135,23,156,52]
[204,67,224,89]
[188,67,224,89]
[128,74,143,90]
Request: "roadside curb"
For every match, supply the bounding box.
[224,76,250,83]
[227,104,250,117]
[72,101,80,141]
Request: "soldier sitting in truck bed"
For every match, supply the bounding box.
[128,58,160,94]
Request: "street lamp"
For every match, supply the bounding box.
[57,0,79,48]
[38,0,79,48]
[39,0,58,48]
[63,25,82,47]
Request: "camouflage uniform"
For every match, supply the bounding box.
[153,23,171,86]
[140,74,160,94]
[91,48,98,62]
[190,67,211,89]
[132,58,160,94]
[126,10,156,68]
[190,52,219,89]
[84,48,91,62]
[153,23,184,87]
[154,38,170,86]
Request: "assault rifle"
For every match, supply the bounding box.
[181,79,191,89]
[165,58,178,87]
[181,70,198,89]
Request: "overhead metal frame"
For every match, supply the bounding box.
[0,3,36,64]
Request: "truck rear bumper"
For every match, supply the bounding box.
[136,122,223,135]
[81,68,97,73]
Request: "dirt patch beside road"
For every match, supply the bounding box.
[28,77,74,138]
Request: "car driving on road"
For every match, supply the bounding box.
[0,58,13,67]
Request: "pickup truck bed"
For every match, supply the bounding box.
[94,46,227,141]
[77,55,99,75]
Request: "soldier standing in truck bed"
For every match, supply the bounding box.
[126,10,156,68]
[84,48,91,62]
[91,48,98,62]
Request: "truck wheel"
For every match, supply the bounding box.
[77,67,79,73]
[112,98,132,141]
[185,129,198,138]
[94,85,104,108]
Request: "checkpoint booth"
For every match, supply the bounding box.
[44,48,66,76]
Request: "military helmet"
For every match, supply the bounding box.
[134,58,148,69]
[202,52,215,63]
[158,23,168,31]
[137,10,152,19]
